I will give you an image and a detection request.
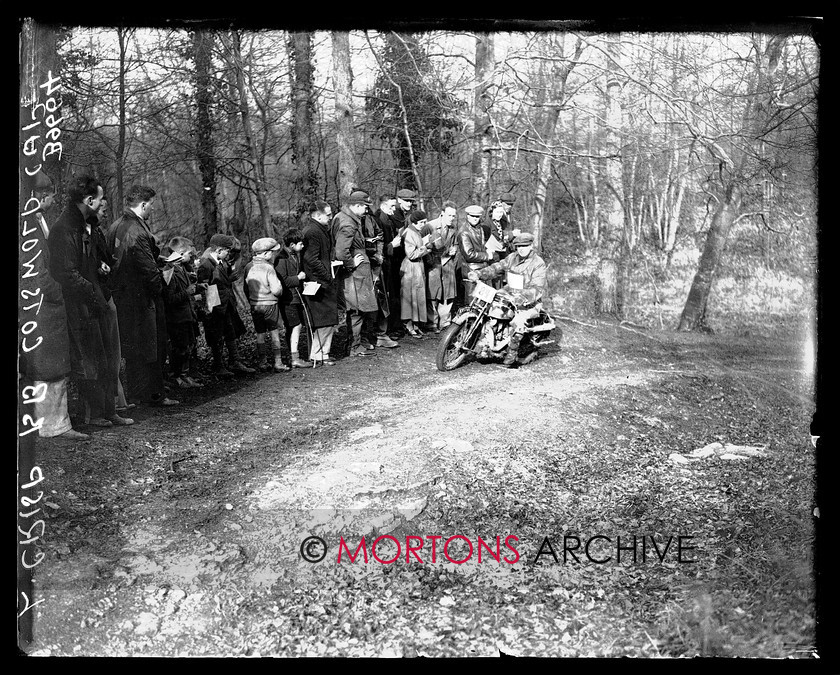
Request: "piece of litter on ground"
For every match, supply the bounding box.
[668,453,690,465]
[719,453,750,461]
[688,442,767,460]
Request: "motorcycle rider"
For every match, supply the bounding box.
[467,231,546,368]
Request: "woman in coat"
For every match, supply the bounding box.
[400,210,433,337]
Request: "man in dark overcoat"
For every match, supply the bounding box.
[107,184,178,407]
[48,175,133,427]
[331,190,379,357]
[301,200,339,365]
[361,205,398,349]
[374,193,404,339]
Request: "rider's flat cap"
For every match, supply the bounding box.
[499,192,516,204]
[512,232,535,246]
[396,189,417,201]
[464,205,484,217]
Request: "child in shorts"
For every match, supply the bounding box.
[244,237,288,373]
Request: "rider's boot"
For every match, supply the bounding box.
[502,333,523,368]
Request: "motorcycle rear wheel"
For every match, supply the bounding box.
[436,319,476,371]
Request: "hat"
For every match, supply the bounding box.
[512,232,535,246]
[252,237,281,253]
[464,205,484,217]
[396,189,417,201]
[346,190,372,205]
[499,192,516,204]
[409,210,428,224]
[209,233,236,249]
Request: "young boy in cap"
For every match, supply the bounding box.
[197,233,256,377]
[467,231,546,368]
[244,237,288,373]
[161,237,202,388]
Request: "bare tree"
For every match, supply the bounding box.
[527,33,583,251]
[190,28,219,245]
[221,29,272,238]
[678,35,787,331]
[332,31,358,201]
[289,31,318,215]
[470,32,495,205]
[597,35,627,317]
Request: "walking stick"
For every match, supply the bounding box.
[295,287,317,368]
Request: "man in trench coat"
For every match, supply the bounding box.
[331,190,379,357]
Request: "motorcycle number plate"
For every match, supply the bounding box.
[472,281,497,303]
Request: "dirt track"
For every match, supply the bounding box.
[21,319,816,657]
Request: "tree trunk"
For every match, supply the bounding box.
[678,187,741,330]
[191,29,219,247]
[598,37,626,318]
[290,31,318,215]
[115,28,130,210]
[332,31,357,201]
[228,30,272,238]
[470,32,495,205]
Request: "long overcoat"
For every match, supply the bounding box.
[400,222,429,323]
[48,203,110,380]
[107,209,166,364]
[19,211,71,382]
[332,207,378,313]
[301,218,339,329]
[424,216,458,302]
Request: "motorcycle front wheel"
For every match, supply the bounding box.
[435,318,476,371]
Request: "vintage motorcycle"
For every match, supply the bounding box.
[435,279,558,371]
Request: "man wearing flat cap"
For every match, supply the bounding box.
[458,204,494,300]
[390,189,417,314]
[467,230,547,368]
[332,190,380,357]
